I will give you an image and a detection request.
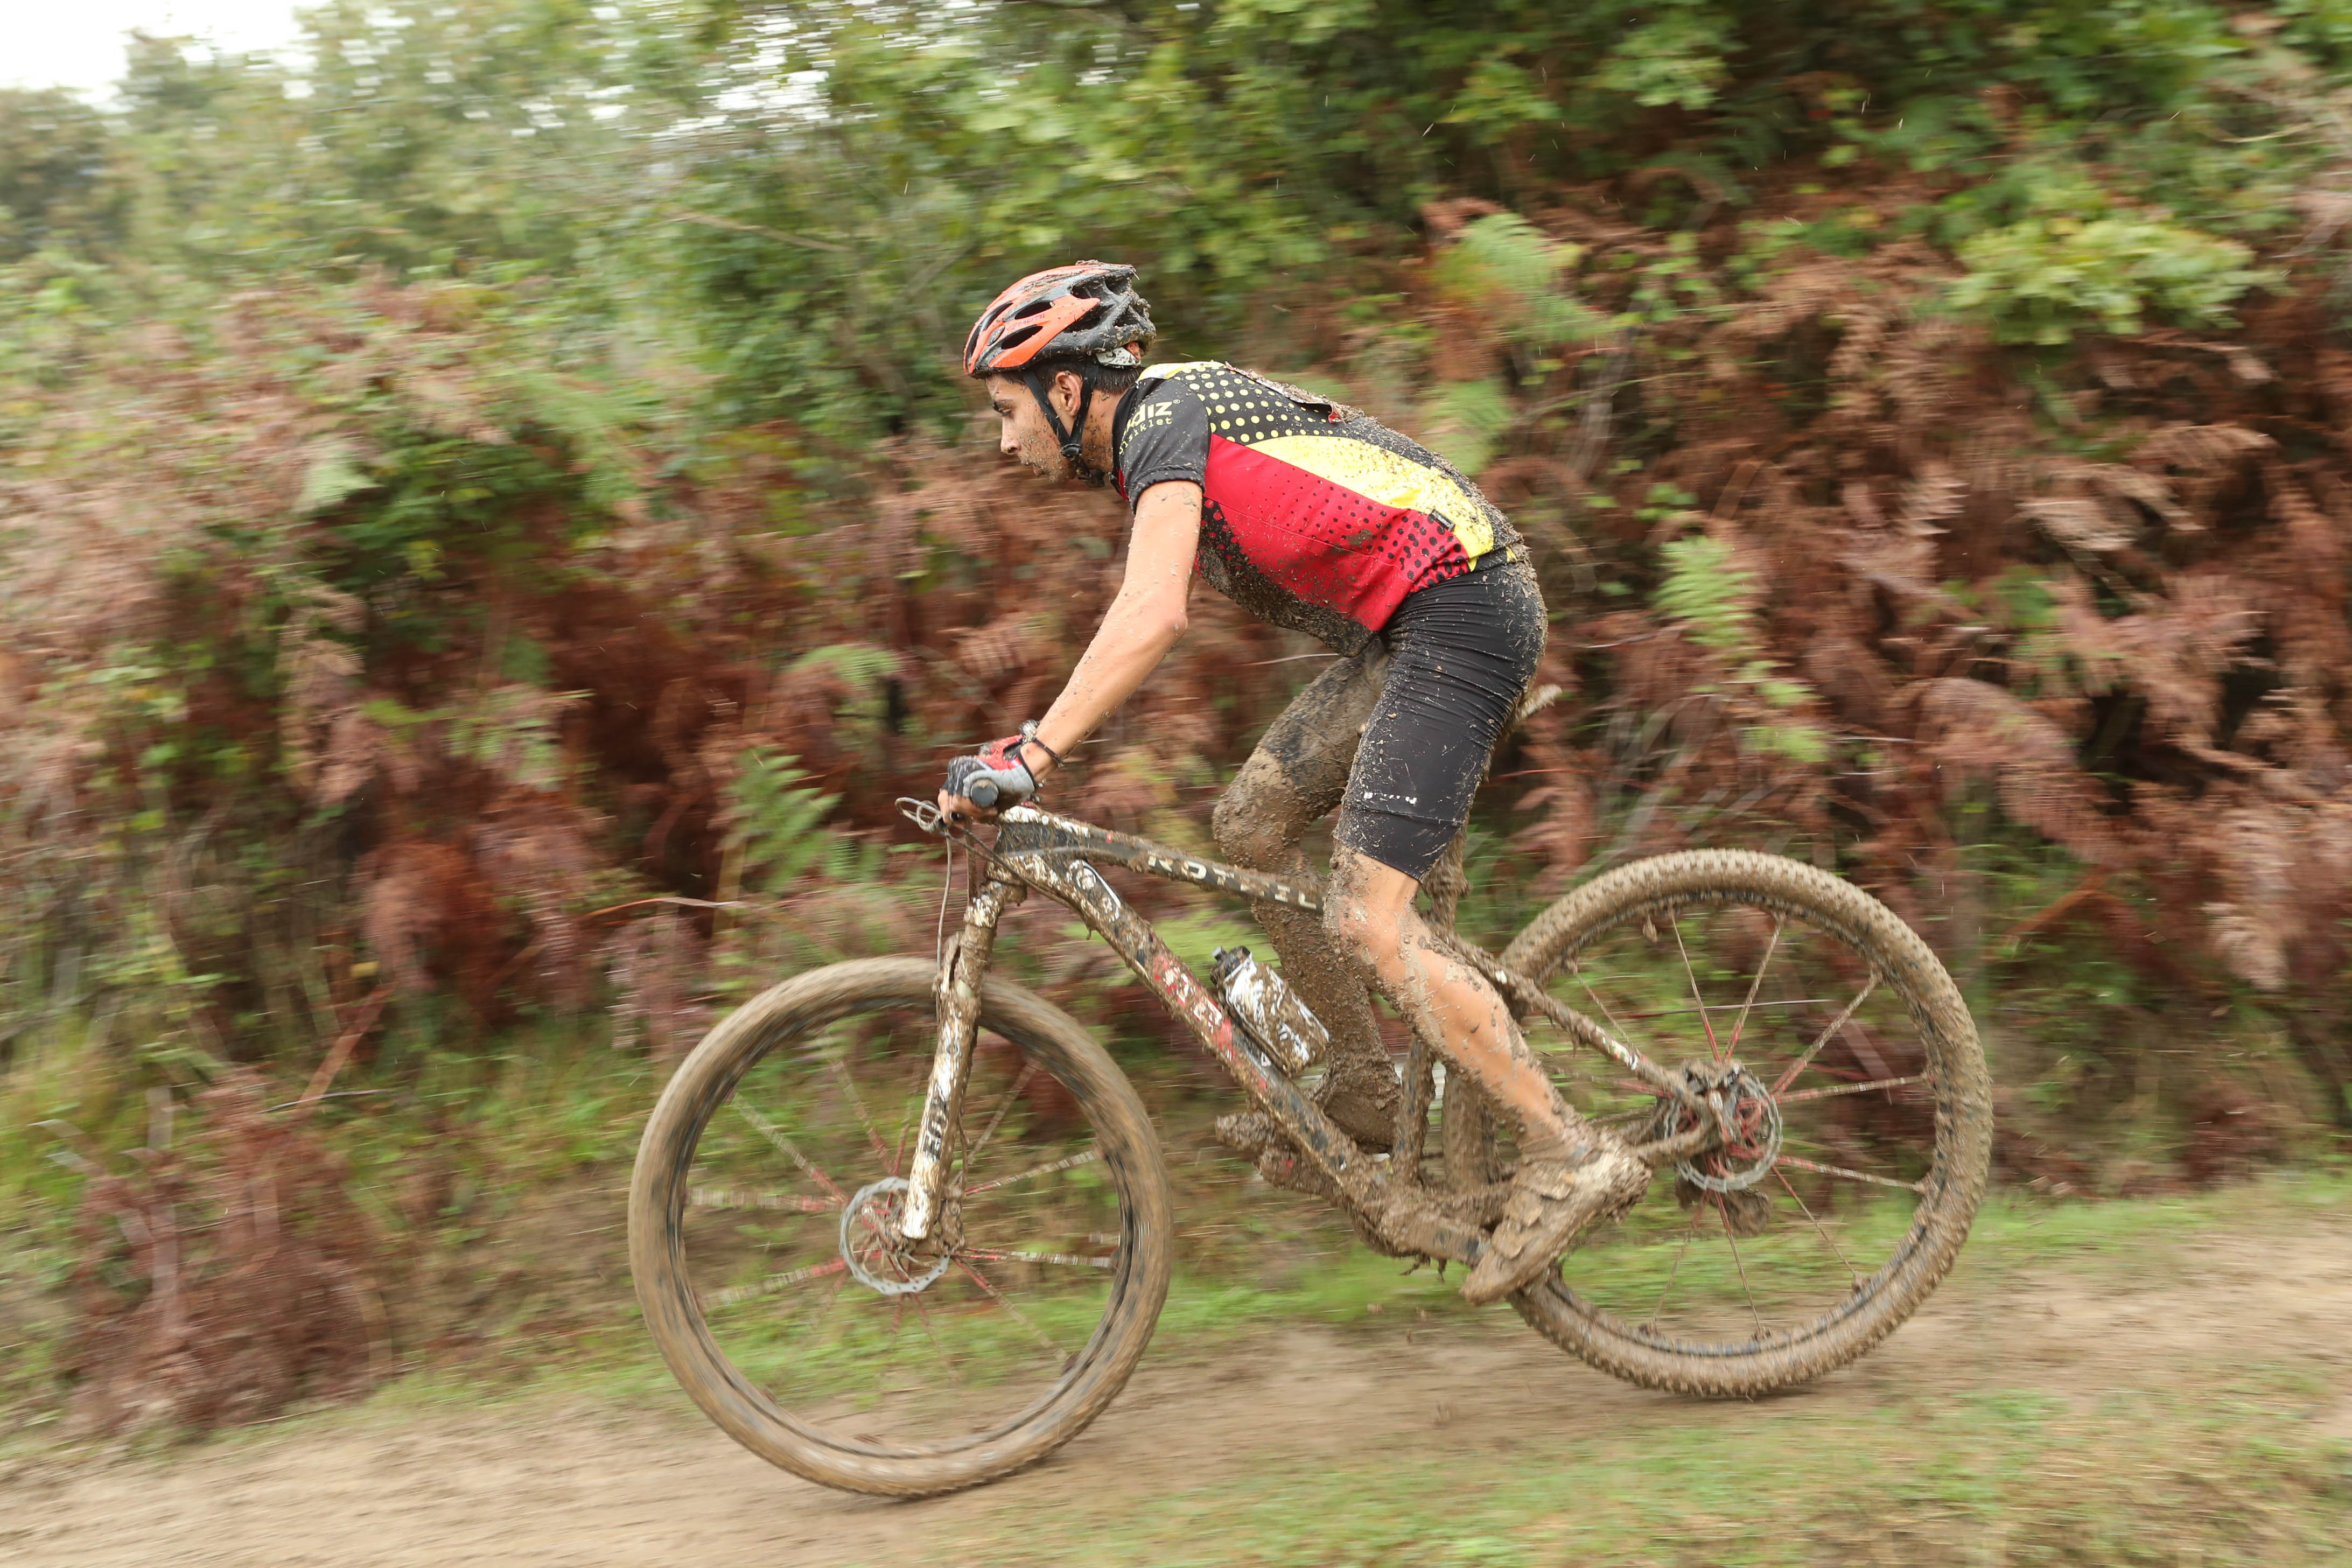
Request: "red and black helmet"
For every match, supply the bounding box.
[964,261,1153,378]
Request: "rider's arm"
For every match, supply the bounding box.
[1023,480,1202,783]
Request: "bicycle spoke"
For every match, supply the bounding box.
[1763,1059,1881,1084]
[660,974,1160,1476]
[962,1145,1098,1196]
[1499,854,1984,1387]
[1716,1194,1765,1336]
[1770,974,1878,1095]
[703,1255,849,1311]
[802,1269,851,1332]
[1647,1212,1703,1329]
[731,1099,846,1202]
[1724,916,1784,1057]
[957,1258,1066,1361]
[1537,1054,1662,1123]
[1776,1154,1925,1193]
[1774,1167,1862,1288]
[689,1185,840,1214]
[751,1270,855,1407]
[1775,1074,1926,1105]
[1775,1128,1897,1157]
[906,1291,964,1387]
[963,1058,1038,1179]
[873,1298,913,1397]
[1672,919,1724,1061]
[1607,997,1837,1020]
[1774,1130,1895,1163]
[961,1248,1116,1270]
[828,1054,890,1166]
[1570,958,1642,1056]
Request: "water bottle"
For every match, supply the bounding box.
[1210,947,1329,1074]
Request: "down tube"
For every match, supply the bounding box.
[1036,855,1365,1188]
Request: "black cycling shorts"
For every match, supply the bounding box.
[1333,555,1545,880]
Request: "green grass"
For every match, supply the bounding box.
[309,1166,2352,1415]
[6,993,2348,1466]
[13,1173,2350,1566]
[934,1370,2350,1567]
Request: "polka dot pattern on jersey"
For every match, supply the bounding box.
[1117,362,1523,655]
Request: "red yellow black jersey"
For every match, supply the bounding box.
[1111,361,1522,654]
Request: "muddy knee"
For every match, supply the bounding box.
[1212,769,1301,871]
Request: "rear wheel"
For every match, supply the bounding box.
[629,957,1174,1497]
[1476,850,1990,1396]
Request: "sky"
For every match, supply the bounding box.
[6,1,306,99]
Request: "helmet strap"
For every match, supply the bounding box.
[1023,367,1103,485]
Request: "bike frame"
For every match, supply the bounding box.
[897,802,1733,1263]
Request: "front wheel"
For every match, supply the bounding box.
[629,957,1174,1497]
[1492,850,1991,1397]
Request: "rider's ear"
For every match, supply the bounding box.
[1054,368,1086,418]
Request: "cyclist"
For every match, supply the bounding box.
[938,261,1646,1304]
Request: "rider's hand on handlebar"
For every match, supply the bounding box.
[937,731,1048,822]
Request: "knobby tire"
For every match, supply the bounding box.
[629,957,1174,1497]
[1491,849,1991,1397]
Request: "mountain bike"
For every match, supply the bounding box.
[628,797,1990,1498]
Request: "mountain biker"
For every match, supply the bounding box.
[938,261,1647,1305]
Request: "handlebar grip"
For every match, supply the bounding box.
[968,777,999,808]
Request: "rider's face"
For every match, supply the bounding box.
[986,372,1078,480]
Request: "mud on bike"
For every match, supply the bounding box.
[629,793,1991,1498]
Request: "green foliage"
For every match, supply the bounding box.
[106,3,633,278]
[444,688,583,794]
[1657,533,1830,763]
[785,645,902,767]
[1417,379,1515,477]
[1654,535,1755,655]
[4,0,2348,444]
[724,750,843,895]
[2278,0,2352,60]
[1948,212,2279,344]
[1592,1,1735,111]
[1433,214,1603,352]
[0,89,122,261]
[2,0,2349,1195]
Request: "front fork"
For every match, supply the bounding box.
[899,873,1019,1243]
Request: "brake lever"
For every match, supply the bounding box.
[898,797,947,836]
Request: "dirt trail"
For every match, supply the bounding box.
[10,1214,2352,1567]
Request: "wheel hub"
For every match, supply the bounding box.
[839,1177,954,1297]
[1658,1062,1782,1193]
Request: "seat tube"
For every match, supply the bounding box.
[900,874,1014,1242]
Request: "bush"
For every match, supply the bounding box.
[1947,213,2278,345]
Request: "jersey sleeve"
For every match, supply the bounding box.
[1115,381,1210,508]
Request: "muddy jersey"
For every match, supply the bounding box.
[1111,361,1522,654]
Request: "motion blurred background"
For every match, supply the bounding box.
[4,0,2352,1537]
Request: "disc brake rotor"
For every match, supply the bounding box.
[1654,1063,1783,1194]
[839,1177,954,1297]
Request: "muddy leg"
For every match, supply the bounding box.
[1417,830,1501,1178]
[1324,846,1646,1304]
[1321,847,1580,1155]
[1212,650,1400,1149]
